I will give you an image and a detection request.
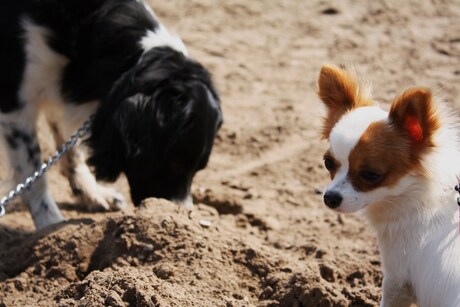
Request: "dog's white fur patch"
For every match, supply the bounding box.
[20,19,69,108]
[140,24,188,56]
[174,194,193,209]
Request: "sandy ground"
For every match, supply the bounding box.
[1,0,460,306]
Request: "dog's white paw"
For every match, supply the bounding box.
[79,186,127,212]
[35,210,64,230]
[30,194,65,230]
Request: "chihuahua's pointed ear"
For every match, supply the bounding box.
[317,64,374,139]
[389,87,439,148]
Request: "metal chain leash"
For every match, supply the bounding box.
[0,115,94,217]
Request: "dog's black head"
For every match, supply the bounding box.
[87,47,222,206]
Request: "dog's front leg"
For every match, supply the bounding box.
[62,145,127,211]
[1,111,63,229]
[48,117,126,212]
[380,277,415,307]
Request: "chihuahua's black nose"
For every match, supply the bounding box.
[323,191,343,209]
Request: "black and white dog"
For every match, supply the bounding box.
[0,0,222,229]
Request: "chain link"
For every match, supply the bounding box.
[0,115,94,217]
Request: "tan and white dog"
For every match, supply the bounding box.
[317,64,460,307]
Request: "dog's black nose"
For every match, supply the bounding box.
[323,191,343,209]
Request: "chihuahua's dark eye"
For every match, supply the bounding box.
[324,157,336,171]
[360,171,382,183]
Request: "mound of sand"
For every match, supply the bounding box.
[1,200,379,306]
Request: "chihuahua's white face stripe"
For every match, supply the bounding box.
[327,106,388,212]
[329,106,388,161]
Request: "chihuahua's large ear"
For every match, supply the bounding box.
[389,87,439,148]
[317,64,374,138]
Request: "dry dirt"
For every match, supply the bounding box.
[1,0,460,306]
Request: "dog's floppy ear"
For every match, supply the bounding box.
[317,64,374,139]
[86,105,129,182]
[389,87,440,148]
[112,93,158,157]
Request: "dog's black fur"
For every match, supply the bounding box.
[0,0,222,214]
[88,47,221,205]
